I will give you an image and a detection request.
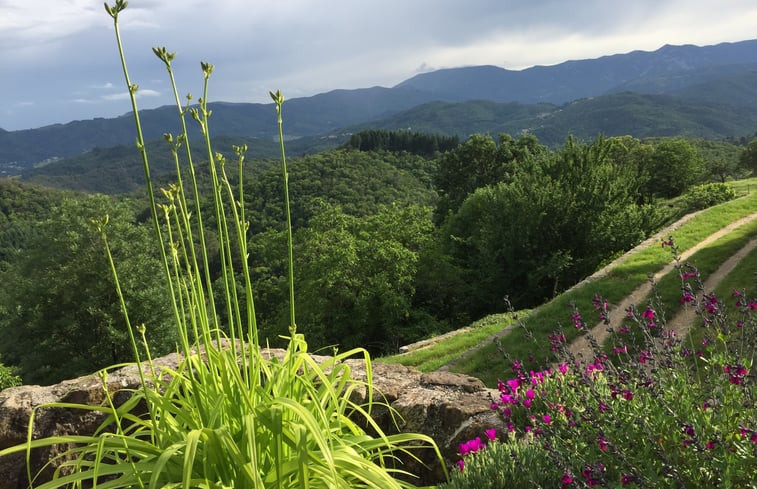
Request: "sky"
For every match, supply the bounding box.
[2,0,757,131]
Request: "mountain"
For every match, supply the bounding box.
[3,39,757,177]
[345,92,757,147]
[396,39,757,104]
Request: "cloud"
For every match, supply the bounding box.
[102,89,161,101]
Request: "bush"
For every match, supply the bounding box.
[446,240,756,488]
[0,361,21,391]
[439,432,562,488]
[681,182,737,212]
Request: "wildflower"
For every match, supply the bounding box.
[749,300,757,310]
[561,472,574,487]
[622,389,634,401]
[662,237,674,247]
[642,307,655,319]
[572,311,584,329]
[597,434,608,451]
[621,473,636,485]
[613,344,628,354]
[682,424,695,437]
[706,439,717,450]
[543,414,552,425]
[525,389,536,400]
[724,364,748,385]
[456,459,464,472]
[680,291,694,303]
[558,362,569,374]
[484,428,497,441]
[458,437,484,455]
[639,350,652,364]
[598,401,609,413]
[506,378,520,392]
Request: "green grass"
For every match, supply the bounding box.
[378,312,526,372]
[444,189,757,387]
[644,216,757,324]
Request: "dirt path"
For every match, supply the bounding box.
[665,235,757,339]
[435,209,757,371]
[567,211,757,360]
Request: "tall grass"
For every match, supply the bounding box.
[0,2,444,487]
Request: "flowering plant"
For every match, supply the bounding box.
[447,239,755,487]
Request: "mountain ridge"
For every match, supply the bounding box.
[3,38,757,175]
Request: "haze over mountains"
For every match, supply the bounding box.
[3,39,757,179]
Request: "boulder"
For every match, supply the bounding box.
[0,350,503,488]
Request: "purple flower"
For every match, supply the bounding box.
[456,459,464,471]
[621,473,635,485]
[642,307,655,319]
[484,428,497,441]
[543,414,552,425]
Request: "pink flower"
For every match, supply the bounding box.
[543,414,552,425]
[558,362,569,374]
[525,389,536,400]
[456,459,464,471]
[597,434,608,451]
[642,307,655,319]
[484,428,497,441]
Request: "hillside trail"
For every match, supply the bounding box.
[664,234,757,340]
[435,208,757,371]
[567,211,757,361]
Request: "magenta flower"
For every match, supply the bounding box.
[642,307,655,319]
[561,473,574,487]
[621,473,635,485]
[558,362,569,374]
[484,428,497,441]
[456,459,464,471]
[706,439,717,450]
[543,414,552,425]
[597,434,608,451]
[506,378,520,392]
[525,389,536,400]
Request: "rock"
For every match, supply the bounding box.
[0,349,503,488]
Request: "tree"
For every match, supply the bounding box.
[0,196,176,384]
[740,137,757,175]
[434,133,544,223]
[645,138,703,198]
[270,201,435,354]
[440,136,660,316]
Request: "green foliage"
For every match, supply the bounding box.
[441,136,660,315]
[257,201,435,354]
[0,360,21,390]
[434,133,544,221]
[645,137,704,197]
[0,196,176,384]
[345,129,459,156]
[681,182,737,212]
[741,137,757,174]
[439,436,561,489]
[690,138,746,182]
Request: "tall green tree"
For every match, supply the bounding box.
[441,136,660,316]
[645,138,703,197]
[277,201,435,354]
[740,137,757,175]
[433,133,544,223]
[0,196,176,384]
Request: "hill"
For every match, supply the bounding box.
[3,39,757,176]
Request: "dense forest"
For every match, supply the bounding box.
[1,130,755,386]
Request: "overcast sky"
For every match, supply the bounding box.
[2,0,757,131]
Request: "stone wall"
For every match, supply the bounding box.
[0,350,503,488]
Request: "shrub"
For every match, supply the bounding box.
[0,2,444,487]
[0,360,21,391]
[439,431,562,489]
[681,182,737,212]
[447,239,756,488]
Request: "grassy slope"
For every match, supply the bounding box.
[381,180,757,387]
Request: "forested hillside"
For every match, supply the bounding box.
[0,130,754,386]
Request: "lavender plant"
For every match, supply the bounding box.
[0,1,444,487]
[447,239,755,488]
